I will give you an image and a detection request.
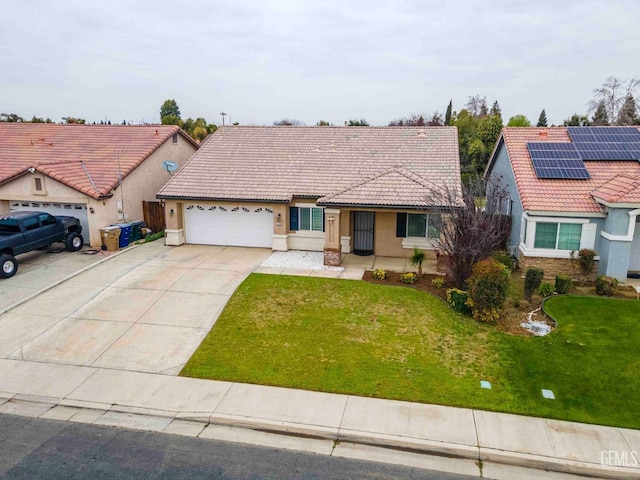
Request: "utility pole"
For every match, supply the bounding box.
[220,112,227,126]
[115,150,125,221]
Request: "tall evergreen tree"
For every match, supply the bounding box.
[591,101,609,125]
[536,109,548,127]
[489,101,502,119]
[445,100,452,126]
[617,95,638,125]
[160,99,181,121]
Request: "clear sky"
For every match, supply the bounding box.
[1,0,638,126]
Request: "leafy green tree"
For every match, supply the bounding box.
[507,115,531,127]
[161,114,182,127]
[160,99,181,120]
[536,109,548,127]
[347,118,369,126]
[63,117,86,124]
[591,101,609,125]
[444,100,453,126]
[316,120,330,126]
[453,109,478,168]
[617,95,638,125]
[563,113,590,126]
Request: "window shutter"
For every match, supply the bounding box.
[322,209,326,232]
[289,207,299,231]
[396,213,407,237]
[579,223,597,249]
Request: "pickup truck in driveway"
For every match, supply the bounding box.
[0,211,84,278]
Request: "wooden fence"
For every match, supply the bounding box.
[142,201,165,233]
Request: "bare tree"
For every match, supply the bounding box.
[427,176,511,288]
[273,118,305,126]
[466,95,488,118]
[588,76,640,125]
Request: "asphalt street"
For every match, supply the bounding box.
[0,414,480,480]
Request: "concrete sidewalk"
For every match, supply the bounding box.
[0,242,637,479]
[0,361,637,479]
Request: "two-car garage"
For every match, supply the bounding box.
[183,203,274,248]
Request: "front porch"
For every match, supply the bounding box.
[340,253,438,274]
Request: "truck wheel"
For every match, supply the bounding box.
[65,232,84,252]
[0,254,18,279]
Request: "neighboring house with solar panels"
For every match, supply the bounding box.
[485,126,640,282]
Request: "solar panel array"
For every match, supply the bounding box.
[527,143,590,179]
[567,126,640,160]
[526,127,640,180]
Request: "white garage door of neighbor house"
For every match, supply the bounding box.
[10,201,91,243]
[184,204,274,248]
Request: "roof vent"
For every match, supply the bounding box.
[539,130,548,138]
[417,129,426,137]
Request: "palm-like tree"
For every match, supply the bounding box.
[410,248,426,276]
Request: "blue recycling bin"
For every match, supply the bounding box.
[112,223,133,248]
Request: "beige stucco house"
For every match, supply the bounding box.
[0,123,198,246]
[157,126,462,266]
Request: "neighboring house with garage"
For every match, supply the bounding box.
[485,126,640,282]
[0,123,198,247]
[157,126,462,266]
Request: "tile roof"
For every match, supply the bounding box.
[491,127,640,213]
[591,175,640,204]
[158,126,462,208]
[0,123,196,199]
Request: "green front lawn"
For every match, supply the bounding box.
[181,274,640,428]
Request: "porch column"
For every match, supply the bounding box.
[323,208,341,266]
[164,200,185,246]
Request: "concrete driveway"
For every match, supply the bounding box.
[0,242,271,375]
[0,247,110,312]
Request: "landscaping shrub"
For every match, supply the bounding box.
[400,272,417,284]
[446,288,471,315]
[466,258,510,322]
[571,248,597,286]
[538,282,554,297]
[409,248,426,276]
[555,275,572,294]
[492,250,515,272]
[372,269,388,280]
[596,275,618,296]
[431,277,446,289]
[524,267,544,302]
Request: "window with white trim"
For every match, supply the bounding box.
[407,213,441,239]
[534,222,581,250]
[291,207,324,232]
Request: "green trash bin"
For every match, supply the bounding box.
[130,220,145,241]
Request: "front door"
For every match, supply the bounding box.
[353,211,374,255]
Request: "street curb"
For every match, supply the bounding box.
[0,244,141,317]
[2,395,637,479]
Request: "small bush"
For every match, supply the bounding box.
[524,267,544,302]
[400,272,417,284]
[431,277,446,289]
[466,258,510,322]
[555,275,572,294]
[447,288,471,315]
[492,250,515,272]
[595,275,618,296]
[538,282,554,297]
[571,248,597,286]
[372,269,387,280]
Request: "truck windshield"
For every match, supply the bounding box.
[0,219,21,233]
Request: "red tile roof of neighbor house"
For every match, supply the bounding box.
[0,123,196,200]
[491,127,640,214]
[157,126,462,209]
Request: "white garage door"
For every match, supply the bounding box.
[10,201,91,243]
[184,204,274,248]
